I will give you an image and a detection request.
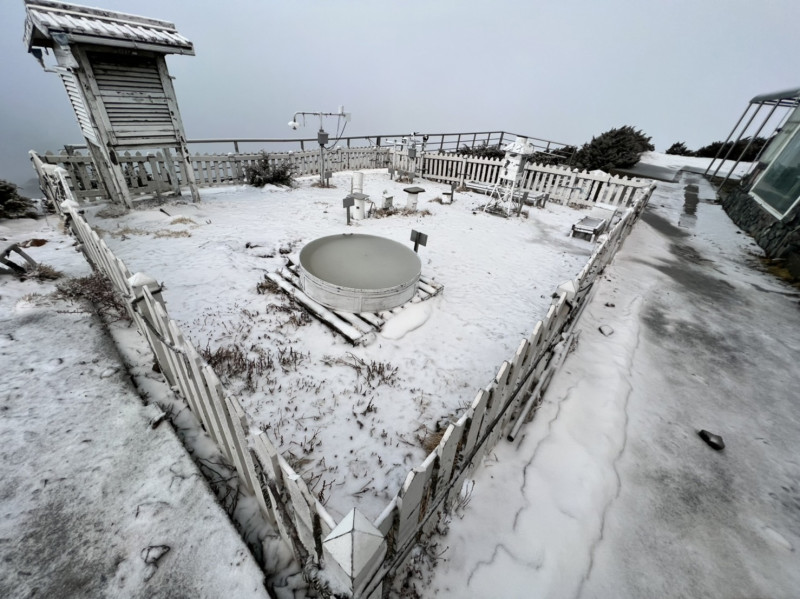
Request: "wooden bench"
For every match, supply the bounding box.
[465,180,546,206]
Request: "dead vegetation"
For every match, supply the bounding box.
[169,217,197,226]
[256,276,281,295]
[201,343,276,393]
[421,429,446,453]
[109,226,148,238]
[372,207,433,219]
[94,205,128,219]
[153,229,191,239]
[55,272,131,323]
[323,353,399,388]
[22,263,63,281]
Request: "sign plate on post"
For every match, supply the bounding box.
[410,229,428,252]
[343,195,355,225]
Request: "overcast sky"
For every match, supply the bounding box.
[1,0,796,190]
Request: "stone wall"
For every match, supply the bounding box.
[722,187,800,278]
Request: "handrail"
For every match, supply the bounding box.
[62,130,574,154]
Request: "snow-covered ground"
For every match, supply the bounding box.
[82,170,594,519]
[423,159,800,598]
[0,217,271,599]
[623,151,754,181]
[5,153,796,598]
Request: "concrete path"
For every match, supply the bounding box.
[425,172,800,598]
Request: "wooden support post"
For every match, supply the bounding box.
[161,147,182,195]
[156,57,201,203]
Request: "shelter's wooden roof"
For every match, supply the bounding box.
[24,0,194,55]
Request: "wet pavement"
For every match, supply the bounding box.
[425,170,800,598]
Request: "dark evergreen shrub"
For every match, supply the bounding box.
[457,143,505,159]
[666,142,694,156]
[694,137,767,162]
[0,179,37,219]
[572,126,654,171]
[530,145,577,165]
[244,153,295,187]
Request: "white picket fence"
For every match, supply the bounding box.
[38,147,392,201]
[29,152,340,590]
[39,145,650,212]
[30,149,655,598]
[357,193,653,596]
[423,152,652,208]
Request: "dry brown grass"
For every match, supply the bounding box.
[153,229,191,239]
[55,272,130,323]
[94,206,128,219]
[169,217,197,226]
[110,226,148,238]
[23,263,63,281]
[421,429,445,452]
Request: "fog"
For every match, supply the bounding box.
[1,0,796,192]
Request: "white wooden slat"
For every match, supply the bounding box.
[177,336,219,436]
[374,497,398,537]
[213,412,268,525]
[202,365,245,465]
[461,389,489,460]
[252,431,283,487]
[490,346,529,447]
[436,418,466,485]
[396,452,437,547]
[475,386,500,450]
[59,72,97,144]
[487,361,512,425]
[281,464,321,558]
[265,483,294,550]
[163,320,204,419]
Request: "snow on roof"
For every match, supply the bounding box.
[24,0,194,55]
[502,136,536,155]
[749,86,800,106]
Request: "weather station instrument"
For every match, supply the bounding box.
[288,107,351,186]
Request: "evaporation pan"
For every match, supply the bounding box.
[298,233,421,313]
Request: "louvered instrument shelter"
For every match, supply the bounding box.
[24,0,200,206]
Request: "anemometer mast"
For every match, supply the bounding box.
[288,107,351,186]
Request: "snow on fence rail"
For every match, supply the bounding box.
[423,152,652,208]
[30,149,655,597]
[37,147,392,201]
[39,147,649,211]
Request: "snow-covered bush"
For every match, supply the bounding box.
[244,153,295,187]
